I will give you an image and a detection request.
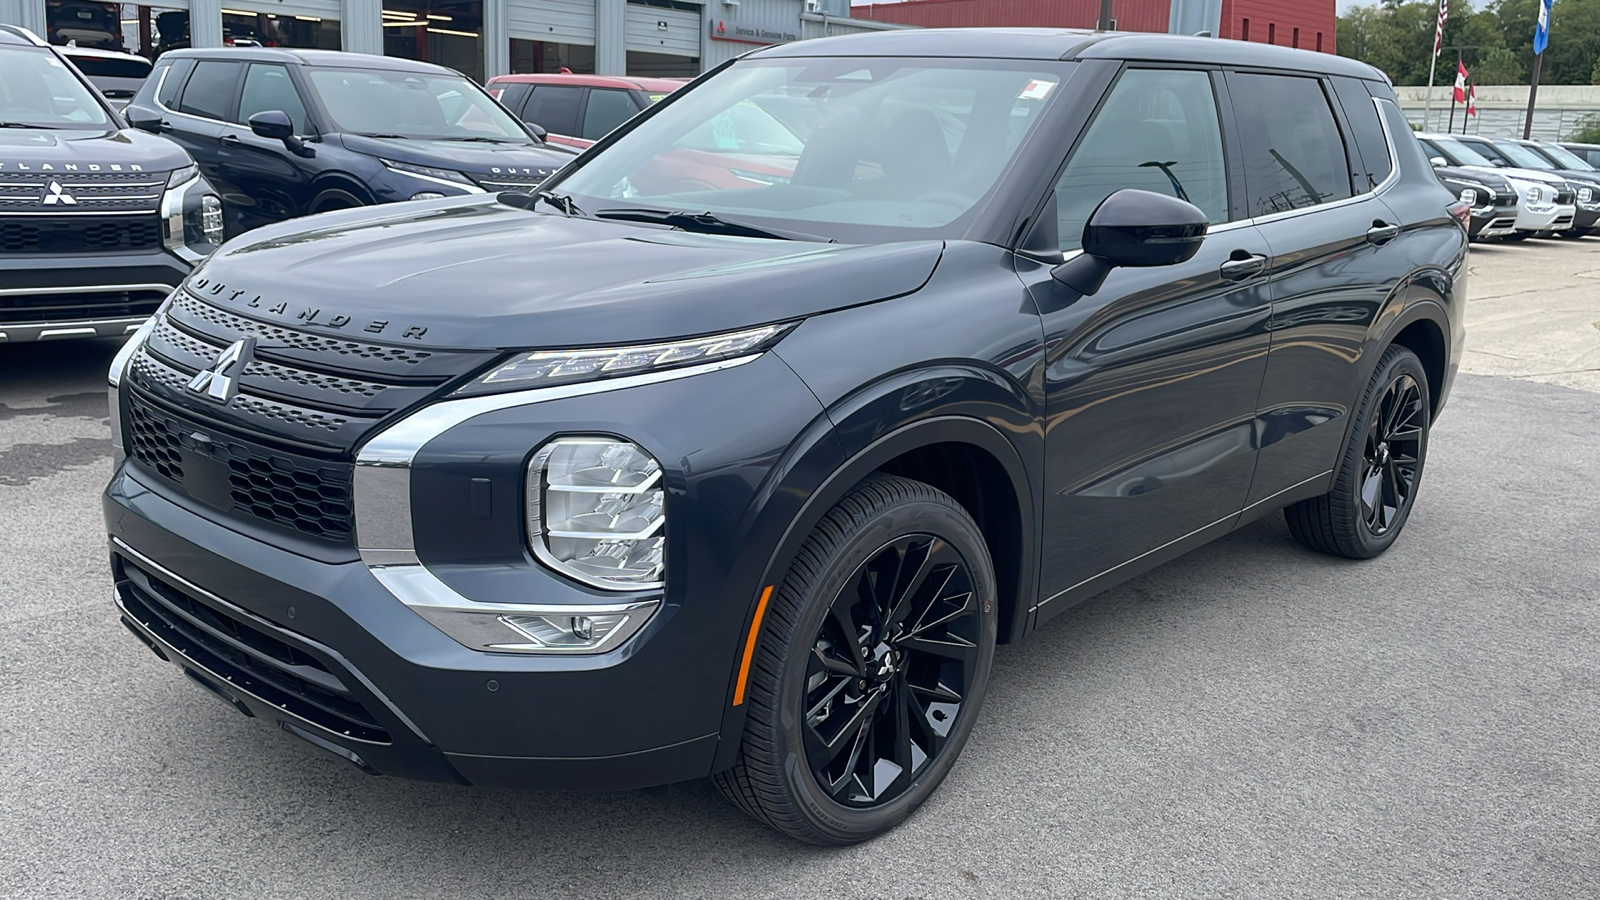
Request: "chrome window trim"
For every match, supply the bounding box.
[353,354,760,649]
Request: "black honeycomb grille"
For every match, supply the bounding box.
[0,216,162,253]
[172,292,434,364]
[126,393,184,481]
[125,391,354,542]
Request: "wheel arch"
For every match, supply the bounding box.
[306,173,374,210]
[1373,279,1451,421]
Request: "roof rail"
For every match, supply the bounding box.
[0,23,50,46]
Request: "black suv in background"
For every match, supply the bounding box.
[0,25,219,344]
[124,49,574,235]
[106,30,1465,844]
[1432,163,1519,240]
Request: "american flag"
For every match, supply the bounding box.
[1434,0,1449,57]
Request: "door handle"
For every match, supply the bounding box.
[1219,253,1268,281]
[220,134,243,146]
[157,120,173,133]
[1366,221,1402,245]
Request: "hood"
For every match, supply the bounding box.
[1461,164,1570,187]
[0,127,191,174]
[1433,165,1512,192]
[189,196,944,350]
[337,134,576,182]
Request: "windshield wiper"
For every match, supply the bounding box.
[439,136,518,143]
[533,191,585,217]
[0,122,53,129]
[352,132,410,139]
[594,208,831,242]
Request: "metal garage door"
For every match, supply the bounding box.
[625,4,699,57]
[508,0,597,45]
[223,0,340,22]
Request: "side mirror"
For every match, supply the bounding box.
[125,106,164,134]
[1430,156,1448,168]
[248,110,309,156]
[1051,189,1209,295]
[524,121,548,140]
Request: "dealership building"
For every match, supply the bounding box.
[0,0,890,81]
[1,0,1335,84]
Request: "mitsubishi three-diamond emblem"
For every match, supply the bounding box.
[187,338,254,403]
[41,180,77,206]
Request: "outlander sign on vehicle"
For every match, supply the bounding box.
[0,25,220,343]
[105,29,1465,844]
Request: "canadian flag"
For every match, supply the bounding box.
[1467,81,1478,117]
[1453,60,1469,102]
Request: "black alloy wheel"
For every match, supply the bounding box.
[803,533,981,807]
[1286,344,1431,559]
[1359,372,1424,537]
[715,475,998,844]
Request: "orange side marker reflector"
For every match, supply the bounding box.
[732,586,774,707]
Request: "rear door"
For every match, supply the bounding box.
[1230,70,1408,506]
[579,86,643,142]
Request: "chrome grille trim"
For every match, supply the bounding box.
[171,291,435,365]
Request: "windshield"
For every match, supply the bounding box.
[1495,140,1554,169]
[1429,136,1495,168]
[307,67,531,141]
[1538,142,1595,171]
[550,57,1071,242]
[0,45,111,128]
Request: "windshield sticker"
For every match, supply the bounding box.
[1018,79,1056,101]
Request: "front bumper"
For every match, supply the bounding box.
[1468,205,1519,240]
[0,251,188,343]
[105,464,719,787]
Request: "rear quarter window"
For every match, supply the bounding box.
[1330,76,1393,192]
[155,58,195,108]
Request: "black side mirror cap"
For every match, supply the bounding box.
[525,122,548,140]
[248,110,311,156]
[1050,189,1208,294]
[125,107,164,134]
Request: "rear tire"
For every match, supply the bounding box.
[714,474,998,845]
[1285,344,1430,559]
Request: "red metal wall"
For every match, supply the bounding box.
[851,0,1337,54]
[1219,0,1337,54]
[851,0,1173,35]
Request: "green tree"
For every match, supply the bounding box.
[1475,47,1523,83]
[1570,114,1600,142]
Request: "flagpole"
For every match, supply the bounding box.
[1525,0,1550,139]
[1424,51,1439,130]
[1524,54,1543,139]
[1448,50,1460,133]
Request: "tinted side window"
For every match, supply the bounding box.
[1229,74,1353,216]
[178,60,244,121]
[1054,68,1230,252]
[1457,137,1509,165]
[235,63,308,134]
[1329,76,1392,192]
[156,58,194,108]
[521,85,583,136]
[581,88,639,140]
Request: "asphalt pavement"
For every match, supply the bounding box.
[2,241,1598,899]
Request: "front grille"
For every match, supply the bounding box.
[0,170,168,213]
[473,171,552,193]
[117,558,390,744]
[0,215,162,253]
[1492,190,1518,206]
[126,389,356,541]
[1555,188,1576,205]
[170,292,434,366]
[0,288,166,324]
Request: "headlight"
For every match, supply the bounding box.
[1580,187,1594,202]
[410,191,445,201]
[1527,186,1544,203]
[1458,188,1479,206]
[381,158,476,188]
[528,438,665,590]
[167,164,198,188]
[458,323,790,395]
[160,167,224,262]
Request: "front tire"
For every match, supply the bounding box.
[1285,344,1431,559]
[714,475,998,844]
